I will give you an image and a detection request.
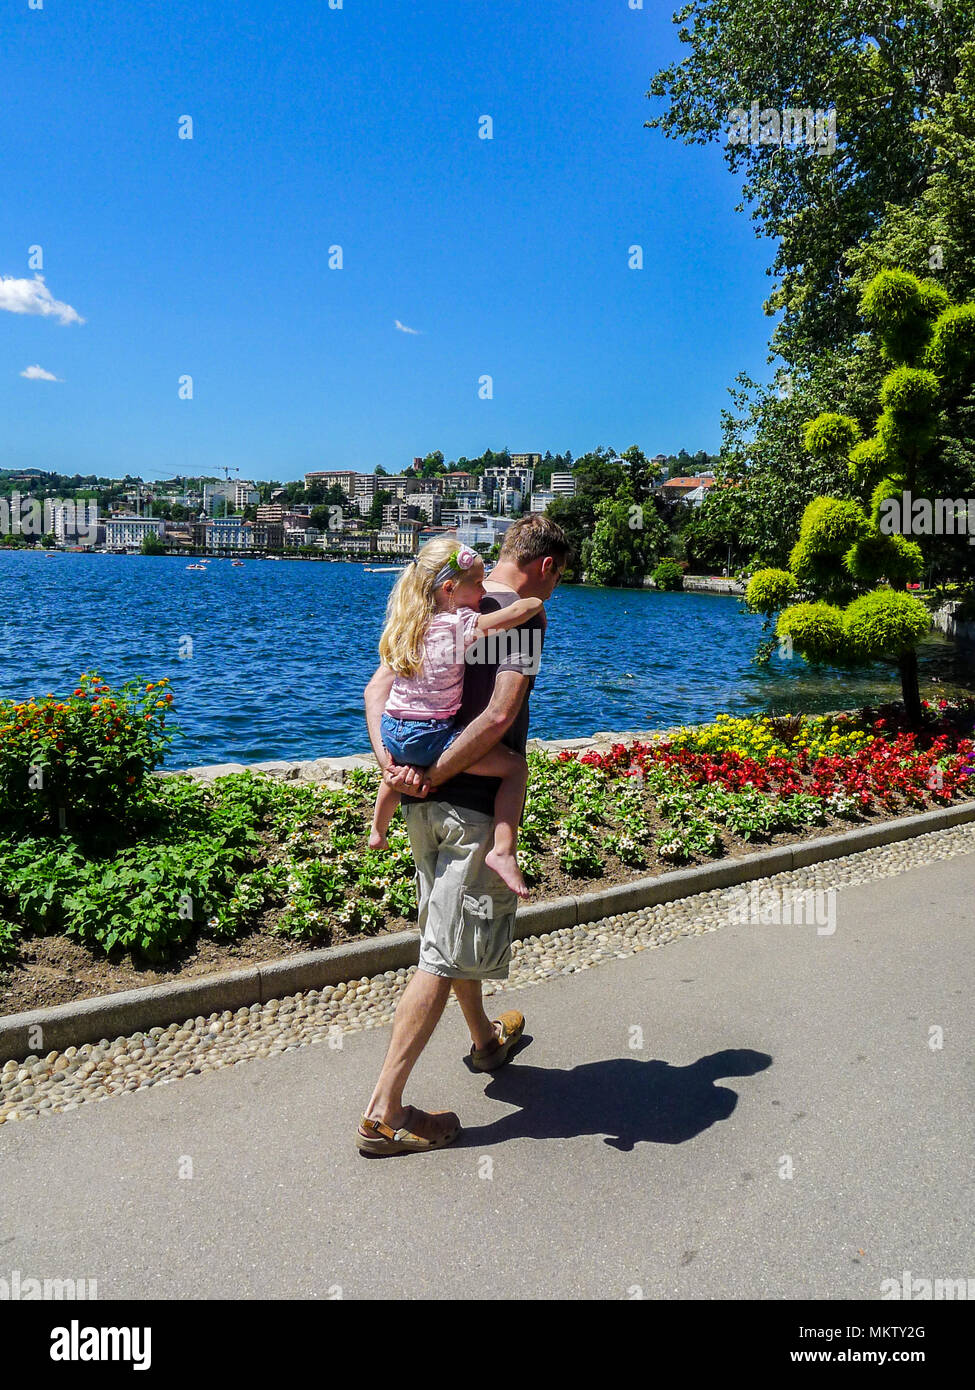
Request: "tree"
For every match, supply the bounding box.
[745,267,975,725]
[546,448,628,579]
[367,489,393,529]
[40,532,58,549]
[140,532,167,556]
[647,0,974,365]
[618,444,662,502]
[678,482,751,573]
[420,451,445,477]
[584,487,668,587]
[845,40,975,313]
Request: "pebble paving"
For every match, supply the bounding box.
[3,821,974,1125]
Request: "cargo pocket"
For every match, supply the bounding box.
[451,891,496,974]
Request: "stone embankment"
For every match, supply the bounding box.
[931,600,975,648]
[162,729,673,787]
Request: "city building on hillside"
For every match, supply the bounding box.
[284,525,320,548]
[659,476,716,507]
[383,476,417,501]
[234,481,260,508]
[206,517,254,551]
[509,454,541,470]
[252,521,284,549]
[256,504,284,522]
[411,492,441,524]
[382,502,422,527]
[482,467,535,514]
[418,525,450,546]
[304,470,358,495]
[46,500,99,545]
[318,531,377,556]
[550,472,576,496]
[378,519,423,555]
[104,516,167,551]
[529,491,555,514]
[443,488,489,509]
[202,484,229,517]
[163,524,198,552]
[455,513,513,550]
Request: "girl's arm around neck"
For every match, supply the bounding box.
[474,596,543,636]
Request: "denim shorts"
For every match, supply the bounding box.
[380,710,461,767]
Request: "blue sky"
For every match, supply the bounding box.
[2,0,778,483]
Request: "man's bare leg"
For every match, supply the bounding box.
[363,967,456,1140]
[452,978,499,1052]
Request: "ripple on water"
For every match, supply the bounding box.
[1,553,971,764]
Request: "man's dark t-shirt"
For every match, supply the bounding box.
[401,585,546,816]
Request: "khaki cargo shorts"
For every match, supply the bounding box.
[402,800,519,980]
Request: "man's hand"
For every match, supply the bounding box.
[419,669,530,788]
[383,759,431,798]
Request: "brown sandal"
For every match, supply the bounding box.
[356,1104,461,1156]
[470,1011,525,1071]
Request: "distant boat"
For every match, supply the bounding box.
[186,563,206,571]
[365,565,407,573]
[231,560,244,567]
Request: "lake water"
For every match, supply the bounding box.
[1,551,971,769]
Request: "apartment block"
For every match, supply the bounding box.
[304,470,358,495]
[104,516,166,551]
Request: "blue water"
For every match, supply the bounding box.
[0,551,969,769]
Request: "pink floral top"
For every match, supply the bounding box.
[386,608,482,720]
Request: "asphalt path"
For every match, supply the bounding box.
[2,851,972,1300]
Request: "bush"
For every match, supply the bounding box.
[745,568,796,615]
[803,413,861,459]
[842,590,931,661]
[776,602,848,662]
[651,560,684,591]
[0,672,177,836]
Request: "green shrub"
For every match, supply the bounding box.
[803,413,861,459]
[843,590,931,660]
[745,568,797,615]
[0,671,177,836]
[651,560,684,591]
[776,602,848,662]
[843,532,924,585]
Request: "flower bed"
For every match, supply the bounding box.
[1,688,974,1016]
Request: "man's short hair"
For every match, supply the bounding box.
[498,514,570,566]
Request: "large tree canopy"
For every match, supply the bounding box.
[647,1,973,364]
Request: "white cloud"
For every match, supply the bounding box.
[20,364,62,381]
[0,274,85,325]
[394,318,421,335]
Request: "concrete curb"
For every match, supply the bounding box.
[3,799,975,1063]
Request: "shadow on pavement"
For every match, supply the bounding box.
[456,1046,773,1150]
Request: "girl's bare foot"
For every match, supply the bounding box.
[485,848,529,899]
[368,828,388,850]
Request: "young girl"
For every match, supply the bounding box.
[369,533,542,899]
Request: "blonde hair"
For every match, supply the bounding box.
[379,533,484,678]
